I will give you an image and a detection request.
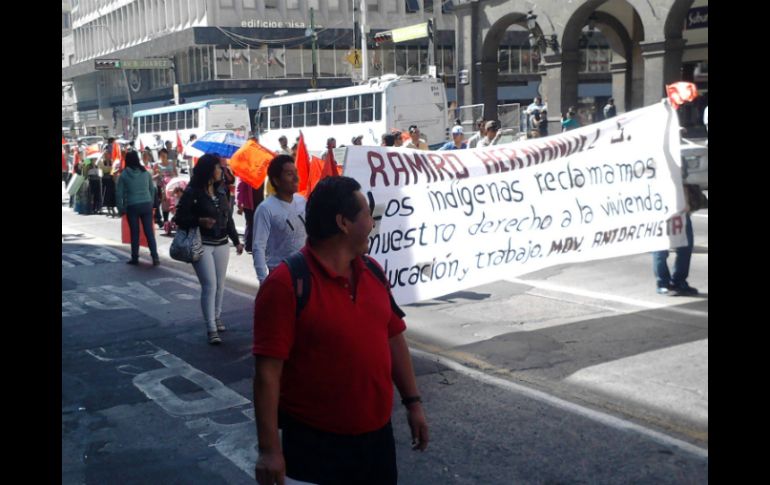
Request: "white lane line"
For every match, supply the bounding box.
[507,278,708,319]
[411,348,708,459]
[62,225,256,301]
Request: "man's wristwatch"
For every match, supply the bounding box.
[401,395,422,407]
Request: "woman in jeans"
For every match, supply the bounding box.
[115,150,160,266]
[174,154,244,345]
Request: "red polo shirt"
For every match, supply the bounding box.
[252,246,406,435]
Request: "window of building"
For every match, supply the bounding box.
[233,48,250,79]
[366,0,378,13]
[285,47,302,78]
[405,0,419,13]
[319,99,332,125]
[333,98,346,124]
[375,93,382,121]
[406,46,418,75]
[306,101,318,127]
[328,0,340,10]
[318,48,336,77]
[243,0,257,8]
[220,0,234,7]
[258,108,268,132]
[293,102,305,127]
[308,0,319,9]
[270,106,280,130]
[424,0,433,13]
[216,46,232,79]
[348,95,360,123]
[287,0,299,8]
[499,47,511,74]
[265,0,277,8]
[442,46,454,75]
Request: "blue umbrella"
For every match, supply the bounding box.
[191,131,247,158]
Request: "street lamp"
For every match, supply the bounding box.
[80,23,133,136]
[526,11,560,56]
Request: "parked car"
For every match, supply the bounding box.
[681,138,707,191]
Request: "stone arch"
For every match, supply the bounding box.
[479,12,530,121]
[663,0,695,86]
[561,1,645,116]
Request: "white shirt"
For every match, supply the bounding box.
[252,194,307,283]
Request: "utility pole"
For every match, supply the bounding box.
[361,0,368,81]
[310,8,318,89]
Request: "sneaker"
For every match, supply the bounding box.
[126,259,139,265]
[152,257,160,266]
[672,283,698,296]
[656,285,673,295]
[207,331,222,345]
[215,318,226,332]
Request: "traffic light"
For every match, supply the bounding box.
[458,69,469,85]
[373,31,393,46]
[94,59,121,70]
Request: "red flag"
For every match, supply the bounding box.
[176,131,184,156]
[321,146,340,178]
[62,146,67,172]
[62,137,67,145]
[295,131,310,194]
[666,82,698,110]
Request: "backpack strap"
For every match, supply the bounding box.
[283,251,311,319]
[362,255,406,319]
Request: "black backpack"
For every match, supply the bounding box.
[282,252,405,319]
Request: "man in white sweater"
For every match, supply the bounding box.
[252,155,307,284]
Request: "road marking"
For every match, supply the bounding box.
[507,277,708,319]
[410,348,708,459]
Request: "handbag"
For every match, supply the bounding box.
[169,226,203,263]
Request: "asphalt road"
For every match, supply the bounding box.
[62,199,708,484]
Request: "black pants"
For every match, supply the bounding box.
[280,413,397,485]
[243,208,254,253]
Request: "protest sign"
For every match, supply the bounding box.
[343,100,688,305]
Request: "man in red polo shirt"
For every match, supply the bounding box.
[252,176,429,485]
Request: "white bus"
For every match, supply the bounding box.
[255,75,449,153]
[132,98,251,153]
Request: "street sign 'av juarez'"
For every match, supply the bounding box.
[94,58,174,70]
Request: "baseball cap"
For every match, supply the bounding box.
[451,125,464,136]
[485,120,500,131]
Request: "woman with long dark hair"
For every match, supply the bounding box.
[174,154,244,345]
[116,150,160,265]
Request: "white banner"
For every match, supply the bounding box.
[343,101,688,305]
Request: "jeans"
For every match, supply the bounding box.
[281,413,397,485]
[653,213,694,288]
[243,208,255,253]
[126,202,159,261]
[192,244,230,333]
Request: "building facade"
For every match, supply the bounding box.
[61,0,707,138]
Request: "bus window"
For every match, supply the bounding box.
[162,113,170,132]
[170,112,177,131]
[375,93,383,121]
[333,98,346,125]
[259,108,268,132]
[362,94,373,122]
[193,110,199,129]
[319,99,331,125]
[293,102,305,128]
[270,106,280,130]
[153,114,160,132]
[306,101,318,127]
[348,95,360,123]
[184,110,191,129]
[282,104,292,128]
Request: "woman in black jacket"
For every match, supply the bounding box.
[174,154,244,345]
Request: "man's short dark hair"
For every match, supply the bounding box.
[381,134,395,146]
[409,125,418,133]
[267,154,295,190]
[305,176,363,245]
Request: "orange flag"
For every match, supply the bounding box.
[62,146,67,172]
[112,141,123,169]
[72,146,80,174]
[295,132,311,194]
[229,139,275,190]
[321,146,340,178]
[666,82,698,110]
[302,156,326,199]
[62,137,67,145]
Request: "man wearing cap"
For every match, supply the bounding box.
[477,120,502,148]
[405,125,429,150]
[351,135,363,146]
[439,126,468,150]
